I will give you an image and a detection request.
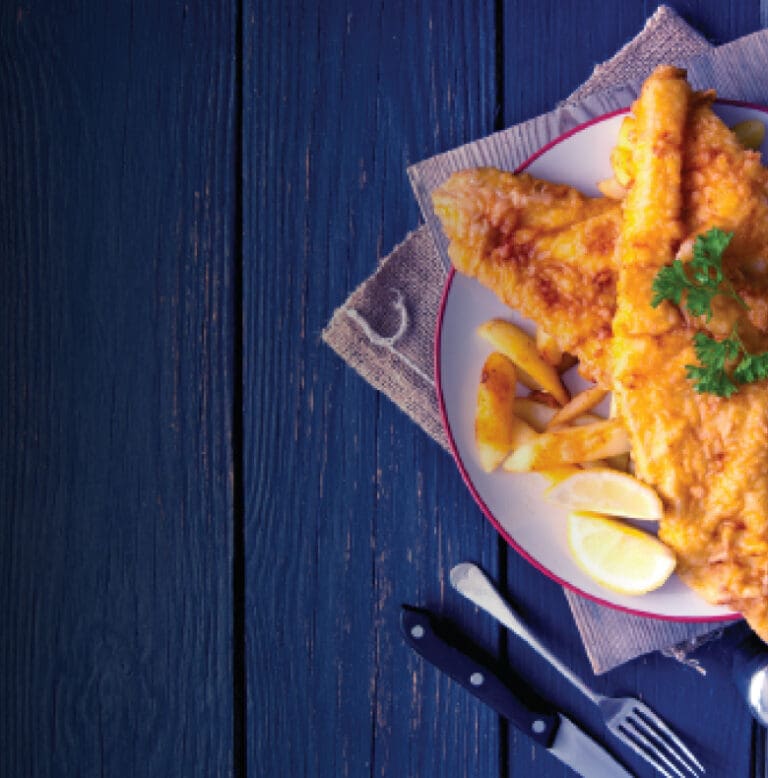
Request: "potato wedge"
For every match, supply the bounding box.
[475,352,537,472]
[478,319,569,405]
[514,399,602,432]
[571,413,604,426]
[511,351,573,387]
[516,366,547,393]
[513,398,557,431]
[546,386,609,430]
[502,419,630,472]
[526,389,561,409]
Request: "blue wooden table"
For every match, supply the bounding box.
[3,2,768,776]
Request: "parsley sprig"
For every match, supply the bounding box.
[733,346,768,384]
[651,228,745,317]
[685,331,741,398]
[651,228,768,397]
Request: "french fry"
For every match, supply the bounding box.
[514,399,602,431]
[475,352,538,472]
[526,389,561,409]
[571,413,604,425]
[516,366,547,392]
[546,386,609,430]
[513,398,557,431]
[478,319,569,405]
[535,329,562,366]
[502,419,630,472]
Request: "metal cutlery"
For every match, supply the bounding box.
[450,562,705,778]
[401,605,634,778]
[731,627,768,726]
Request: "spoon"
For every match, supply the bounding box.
[731,629,768,726]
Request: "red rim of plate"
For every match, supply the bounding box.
[433,100,768,622]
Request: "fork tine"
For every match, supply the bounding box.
[634,705,705,774]
[617,721,685,778]
[629,713,698,778]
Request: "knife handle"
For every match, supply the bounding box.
[400,605,559,748]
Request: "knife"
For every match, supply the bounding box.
[400,605,634,778]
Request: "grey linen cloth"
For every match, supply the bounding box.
[323,6,765,673]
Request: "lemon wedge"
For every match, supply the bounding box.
[567,511,676,595]
[546,468,663,520]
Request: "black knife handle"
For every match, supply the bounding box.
[400,605,559,748]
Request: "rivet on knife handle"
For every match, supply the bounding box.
[450,563,705,777]
[400,605,635,778]
[400,605,559,748]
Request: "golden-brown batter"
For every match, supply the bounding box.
[433,66,768,638]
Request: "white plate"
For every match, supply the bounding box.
[436,102,768,620]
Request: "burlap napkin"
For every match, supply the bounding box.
[323,6,766,673]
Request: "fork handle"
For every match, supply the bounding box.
[494,604,602,705]
[451,565,603,705]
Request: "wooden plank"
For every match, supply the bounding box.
[0,3,236,775]
[676,0,761,42]
[246,0,502,775]
[498,6,641,775]
[500,3,762,776]
[502,1,761,127]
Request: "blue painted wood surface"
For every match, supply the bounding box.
[1,3,236,776]
[246,3,502,775]
[3,1,768,777]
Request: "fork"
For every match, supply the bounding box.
[450,562,705,778]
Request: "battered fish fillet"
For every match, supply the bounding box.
[432,169,620,383]
[432,68,768,635]
[433,91,768,377]
[611,66,768,638]
[614,89,768,339]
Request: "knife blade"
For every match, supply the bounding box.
[400,605,634,778]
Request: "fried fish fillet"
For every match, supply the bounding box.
[433,68,768,635]
[432,169,620,383]
[611,66,768,638]
[613,89,768,338]
[433,90,768,369]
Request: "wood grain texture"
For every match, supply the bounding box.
[3,1,767,777]
[0,3,235,775]
[251,2,768,777]
[246,1,502,776]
